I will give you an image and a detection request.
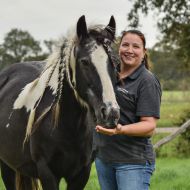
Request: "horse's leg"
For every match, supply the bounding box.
[30,131,59,190]
[66,164,91,190]
[36,158,59,190]
[0,160,16,190]
[15,172,39,190]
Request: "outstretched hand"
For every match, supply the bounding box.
[95,124,122,136]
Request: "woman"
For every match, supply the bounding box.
[94,30,162,190]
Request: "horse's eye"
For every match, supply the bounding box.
[80,59,89,66]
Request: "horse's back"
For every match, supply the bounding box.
[0,61,46,168]
[0,61,44,87]
[0,61,45,100]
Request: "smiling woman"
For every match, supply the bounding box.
[94,29,162,190]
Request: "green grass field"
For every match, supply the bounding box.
[1,159,190,190]
[0,91,190,189]
[150,158,190,190]
[158,91,190,127]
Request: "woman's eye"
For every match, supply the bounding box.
[133,45,139,48]
[122,43,129,47]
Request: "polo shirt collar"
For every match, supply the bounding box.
[127,63,146,80]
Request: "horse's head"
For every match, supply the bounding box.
[70,15,120,128]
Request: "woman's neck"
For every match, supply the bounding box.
[119,64,140,79]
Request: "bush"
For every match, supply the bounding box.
[175,109,190,157]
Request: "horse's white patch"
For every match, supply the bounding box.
[13,62,59,112]
[91,45,118,108]
[68,46,76,87]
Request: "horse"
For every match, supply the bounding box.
[0,15,120,190]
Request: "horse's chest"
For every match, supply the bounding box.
[50,142,91,177]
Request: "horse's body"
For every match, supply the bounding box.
[0,16,120,190]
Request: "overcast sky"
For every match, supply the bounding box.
[0,0,160,48]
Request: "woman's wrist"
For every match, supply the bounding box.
[115,124,123,135]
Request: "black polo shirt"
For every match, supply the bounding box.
[94,63,162,164]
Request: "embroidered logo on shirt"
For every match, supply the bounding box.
[117,87,129,95]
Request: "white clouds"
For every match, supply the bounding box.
[0,0,160,47]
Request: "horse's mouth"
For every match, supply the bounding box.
[98,121,117,129]
[94,117,118,129]
[92,106,120,129]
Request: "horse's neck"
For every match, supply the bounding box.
[60,81,88,128]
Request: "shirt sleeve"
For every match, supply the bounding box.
[136,74,162,118]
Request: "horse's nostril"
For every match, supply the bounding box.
[100,106,107,120]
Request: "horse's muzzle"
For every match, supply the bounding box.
[99,102,120,128]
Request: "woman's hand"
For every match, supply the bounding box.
[96,117,157,137]
[95,124,122,136]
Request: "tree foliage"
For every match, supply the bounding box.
[0,28,42,68]
[44,39,56,54]
[150,49,190,90]
[128,0,190,68]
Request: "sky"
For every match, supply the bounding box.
[0,0,160,48]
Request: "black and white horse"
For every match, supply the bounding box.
[0,15,120,190]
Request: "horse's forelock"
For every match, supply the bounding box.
[88,24,105,33]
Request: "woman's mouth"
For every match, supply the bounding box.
[123,54,135,60]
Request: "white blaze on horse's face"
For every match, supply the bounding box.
[90,43,118,109]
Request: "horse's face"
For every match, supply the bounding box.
[72,16,120,128]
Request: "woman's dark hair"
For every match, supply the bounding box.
[120,29,150,70]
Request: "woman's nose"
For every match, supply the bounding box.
[126,45,133,52]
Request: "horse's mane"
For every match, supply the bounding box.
[12,24,112,143]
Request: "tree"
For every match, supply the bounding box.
[150,48,190,90]
[0,28,42,67]
[44,39,56,54]
[128,0,190,68]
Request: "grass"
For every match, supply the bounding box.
[158,102,190,127]
[152,133,181,158]
[0,175,5,189]
[153,91,190,157]
[1,159,190,190]
[162,91,190,102]
[157,91,190,127]
[150,158,190,190]
[161,91,190,102]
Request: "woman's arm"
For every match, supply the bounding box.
[96,116,157,137]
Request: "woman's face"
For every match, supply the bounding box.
[119,33,146,68]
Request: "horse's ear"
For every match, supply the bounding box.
[104,15,116,40]
[77,15,89,40]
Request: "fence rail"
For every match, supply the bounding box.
[156,127,178,133]
[154,120,190,149]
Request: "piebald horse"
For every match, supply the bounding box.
[0,15,120,190]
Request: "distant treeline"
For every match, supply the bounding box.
[0,28,189,91]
